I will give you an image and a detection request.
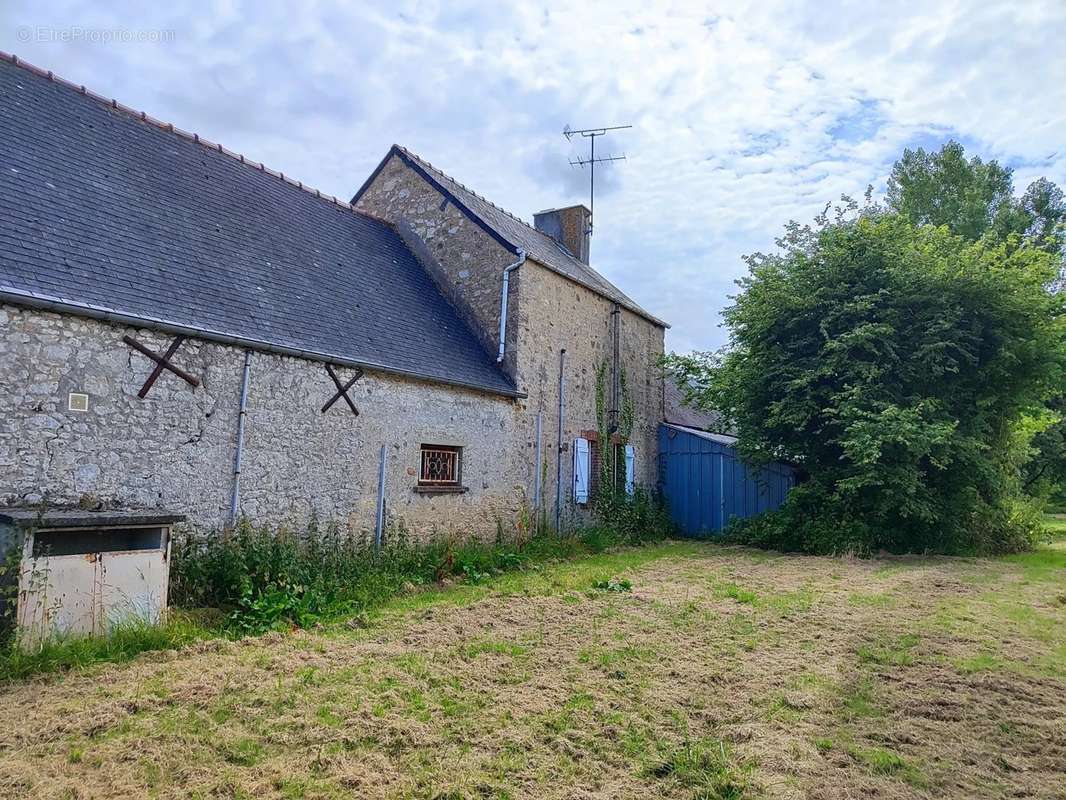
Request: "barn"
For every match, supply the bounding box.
[658,423,796,537]
[0,53,667,541]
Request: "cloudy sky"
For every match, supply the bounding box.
[2,1,1064,352]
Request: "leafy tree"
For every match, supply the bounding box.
[1021,177,1066,254]
[666,211,1065,555]
[887,141,1016,241]
[886,141,1066,255]
[888,142,1066,500]
[1024,396,1066,501]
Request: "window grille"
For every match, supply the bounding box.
[419,445,461,485]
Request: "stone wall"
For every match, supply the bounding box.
[355,154,523,379]
[3,149,665,542]
[0,304,527,539]
[515,262,665,517]
[354,154,666,524]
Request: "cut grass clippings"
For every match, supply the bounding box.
[0,525,667,683]
[0,521,1062,798]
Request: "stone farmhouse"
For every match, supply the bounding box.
[0,53,668,540]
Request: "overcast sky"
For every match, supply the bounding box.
[3,1,1064,352]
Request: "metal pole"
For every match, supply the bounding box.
[611,303,621,485]
[375,444,387,551]
[555,349,566,533]
[533,413,543,511]
[229,350,252,526]
[589,134,595,258]
[612,305,621,428]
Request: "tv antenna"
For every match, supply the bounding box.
[564,124,631,252]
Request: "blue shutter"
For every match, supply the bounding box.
[573,437,590,504]
[624,444,635,495]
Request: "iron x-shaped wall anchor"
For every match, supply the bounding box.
[123,334,201,398]
[321,364,363,415]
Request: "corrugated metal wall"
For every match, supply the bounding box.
[658,424,796,537]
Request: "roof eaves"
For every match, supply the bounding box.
[662,422,738,445]
[0,286,524,400]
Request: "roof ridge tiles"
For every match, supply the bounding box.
[1,51,393,228]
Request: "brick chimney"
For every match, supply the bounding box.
[534,205,591,264]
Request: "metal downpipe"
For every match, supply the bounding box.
[375,444,388,552]
[555,348,566,533]
[229,350,252,525]
[533,413,543,512]
[496,248,526,363]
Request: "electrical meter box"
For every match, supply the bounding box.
[0,510,184,648]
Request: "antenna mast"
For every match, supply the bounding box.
[564,124,631,258]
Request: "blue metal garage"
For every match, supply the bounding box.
[658,423,797,537]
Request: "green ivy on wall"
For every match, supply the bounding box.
[594,359,634,500]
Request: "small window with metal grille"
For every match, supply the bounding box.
[418,444,462,488]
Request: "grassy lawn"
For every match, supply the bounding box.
[0,524,1063,799]
[1044,513,1066,540]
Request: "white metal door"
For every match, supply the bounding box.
[17,549,99,645]
[98,550,168,632]
[17,532,170,645]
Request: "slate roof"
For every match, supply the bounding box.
[0,54,518,398]
[354,145,668,328]
[664,378,730,433]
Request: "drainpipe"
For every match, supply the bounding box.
[610,302,621,481]
[496,248,526,363]
[533,413,543,512]
[555,349,566,533]
[374,444,388,552]
[229,350,252,525]
[611,303,621,429]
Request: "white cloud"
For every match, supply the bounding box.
[2,0,1063,354]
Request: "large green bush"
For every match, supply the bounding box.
[668,214,1065,555]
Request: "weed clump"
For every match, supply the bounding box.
[849,745,927,787]
[171,500,669,635]
[592,577,632,593]
[0,615,208,682]
[591,487,675,547]
[645,737,756,799]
